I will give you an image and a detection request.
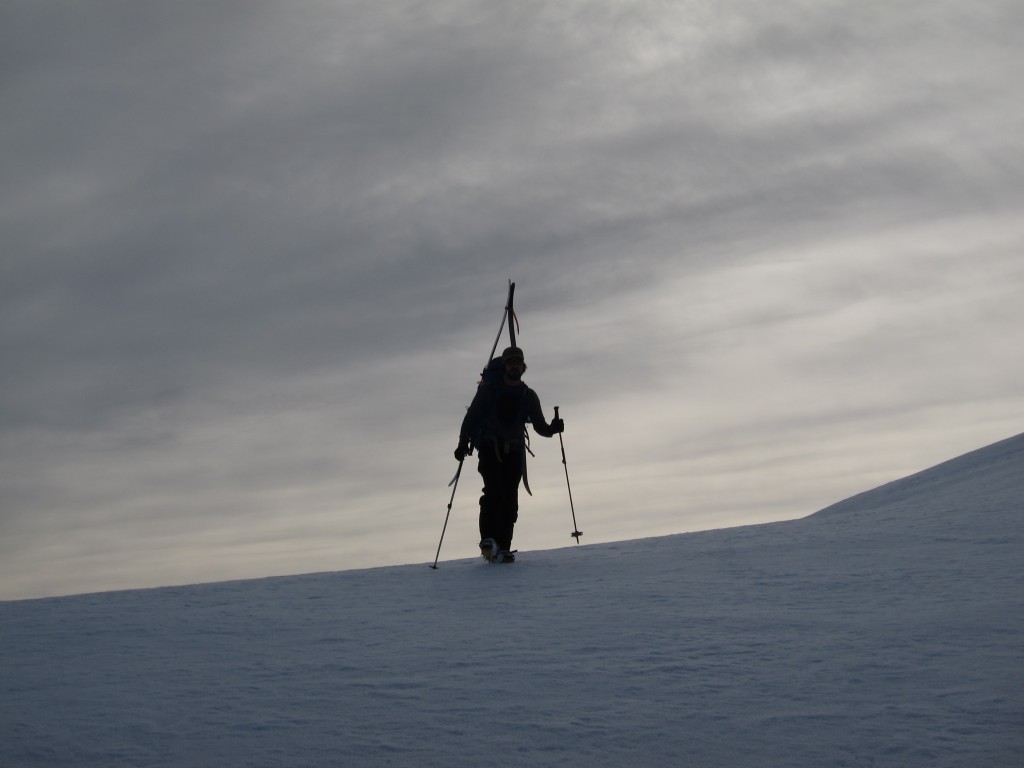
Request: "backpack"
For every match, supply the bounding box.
[469,358,531,451]
[478,356,505,387]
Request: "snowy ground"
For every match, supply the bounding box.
[2,434,1022,767]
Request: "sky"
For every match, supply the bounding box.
[2,0,1023,600]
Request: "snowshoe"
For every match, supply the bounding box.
[479,538,498,563]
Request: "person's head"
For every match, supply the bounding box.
[501,346,526,381]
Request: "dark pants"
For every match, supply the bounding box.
[477,442,523,552]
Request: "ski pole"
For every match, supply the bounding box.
[430,458,464,569]
[554,406,583,543]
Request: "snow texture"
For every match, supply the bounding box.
[2,434,1023,767]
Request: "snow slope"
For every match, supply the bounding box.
[2,434,1022,767]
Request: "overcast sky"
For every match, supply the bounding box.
[3,0,1023,600]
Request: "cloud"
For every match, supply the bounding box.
[2,0,1023,598]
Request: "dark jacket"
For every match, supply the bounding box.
[460,380,558,448]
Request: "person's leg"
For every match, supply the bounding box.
[478,444,524,552]
[477,450,502,547]
[494,449,523,552]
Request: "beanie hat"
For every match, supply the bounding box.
[501,346,525,362]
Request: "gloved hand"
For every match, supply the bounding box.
[550,418,564,434]
[454,439,470,461]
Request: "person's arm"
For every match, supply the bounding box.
[525,389,563,437]
[456,387,489,458]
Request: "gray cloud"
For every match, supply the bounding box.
[2,0,1023,598]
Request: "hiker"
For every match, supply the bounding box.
[454,346,564,562]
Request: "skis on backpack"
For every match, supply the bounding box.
[486,279,518,366]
